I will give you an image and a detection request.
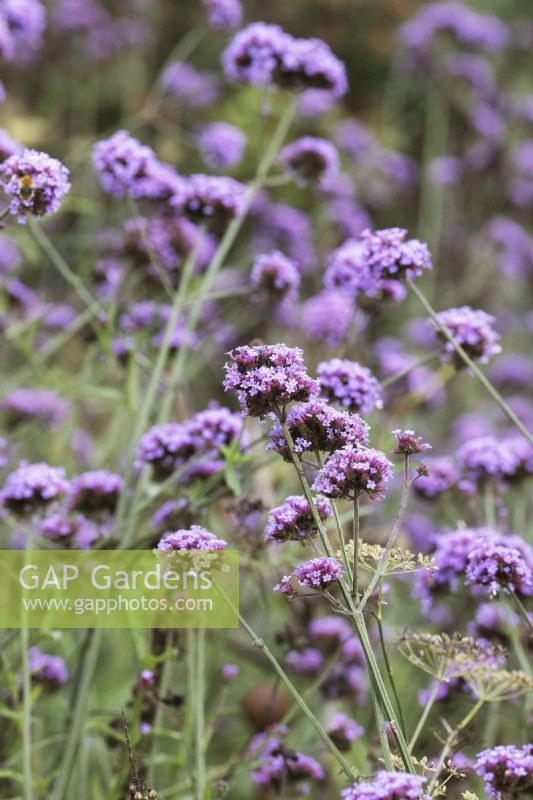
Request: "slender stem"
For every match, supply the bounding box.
[381,352,439,388]
[352,495,360,599]
[53,630,103,800]
[238,612,357,780]
[21,624,33,800]
[407,278,533,448]
[427,700,484,793]
[484,483,496,528]
[369,671,394,771]
[409,679,440,751]
[374,601,407,740]
[508,590,533,634]
[357,456,411,614]
[194,629,206,800]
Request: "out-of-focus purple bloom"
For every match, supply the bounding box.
[313,445,393,500]
[285,647,324,675]
[327,713,364,751]
[28,647,68,688]
[392,429,431,456]
[297,89,337,117]
[253,198,315,270]
[342,771,426,800]
[323,238,373,298]
[0,0,47,62]
[294,556,342,590]
[444,53,496,99]
[68,470,124,515]
[431,306,501,366]
[279,136,339,187]
[197,122,246,171]
[0,233,21,274]
[301,289,355,349]
[488,353,533,392]
[470,103,505,143]
[161,62,220,107]
[157,525,227,551]
[250,250,300,303]
[265,495,331,543]
[1,388,69,428]
[173,174,246,229]
[428,156,463,185]
[475,745,533,799]
[335,119,375,160]
[0,462,69,515]
[221,663,239,682]
[268,399,369,461]
[0,150,70,223]
[222,22,347,97]
[362,228,432,283]
[457,436,516,485]
[0,436,9,468]
[468,602,519,643]
[201,0,242,31]
[223,343,318,418]
[317,359,382,415]
[250,730,324,791]
[0,128,22,163]
[0,81,5,102]
[414,456,458,498]
[122,216,215,279]
[53,0,108,32]
[465,540,533,597]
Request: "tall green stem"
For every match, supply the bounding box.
[352,496,360,599]
[408,278,533,448]
[409,679,440,752]
[21,624,33,800]
[194,629,206,800]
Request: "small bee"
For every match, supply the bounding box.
[18,174,34,200]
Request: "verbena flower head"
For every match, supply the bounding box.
[294,556,342,590]
[475,745,533,799]
[317,359,382,415]
[197,122,246,170]
[0,462,69,515]
[223,343,318,418]
[414,456,458,498]
[278,136,339,186]
[250,250,300,303]
[28,647,69,689]
[301,289,355,349]
[222,23,347,97]
[341,770,426,800]
[268,400,369,461]
[250,731,325,791]
[327,712,364,751]
[432,306,502,366]
[0,150,70,223]
[265,494,331,543]
[362,227,432,282]
[285,646,324,675]
[157,525,227,551]
[313,445,393,499]
[68,470,124,515]
[201,0,242,31]
[0,0,47,62]
[1,387,69,428]
[457,436,516,485]
[465,540,533,597]
[161,62,220,107]
[323,238,374,298]
[392,429,431,456]
[173,174,247,229]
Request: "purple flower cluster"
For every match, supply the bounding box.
[1,388,69,428]
[222,22,347,97]
[457,436,517,487]
[201,0,242,31]
[268,400,369,461]
[414,456,458,498]
[327,713,364,751]
[0,149,70,222]
[250,250,300,303]
[161,62,220,107]
[136,405,244,483]
[475,745,533,799]
[341,771,426,800]
[0,0,46,62]
[392,429,431,456]
[301,289,355,349]
[0,462,69,515]
[465,541,533,597]
[432,306,502,366]
[173,174,247,228]
[265,494,331,543]
[157,525,227,551]
[362,227,432,283]
[197,123,246,170]
[278,136,339,186]
[249,730,324,792]
[313,445,393,499]
[317,359,382,415]
[28,647,69,689]
[293,556,342,590]
[223,343,318,418]
[323,238,371,298]
[68,470,124,515]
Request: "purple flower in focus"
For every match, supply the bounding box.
[223,343,318,418]
[0,462,69,515]
[268,400,369,461]
[465,540,533,597]
[432,306,501,366]
[1,150,70,223]
[250,250,300,303]
[28,647,68,689]
[362,227,432,283]
[318,359,382,415]
[392,429,431,457]
[265,494,331,543]
[475,745,533,799]
[279,136,339,187]
[201,0,242,31]
[313,445,393,500]
[157,525,227,551]
[197,122,246,170]
[341,771,426,800]
[293,557,342,590]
